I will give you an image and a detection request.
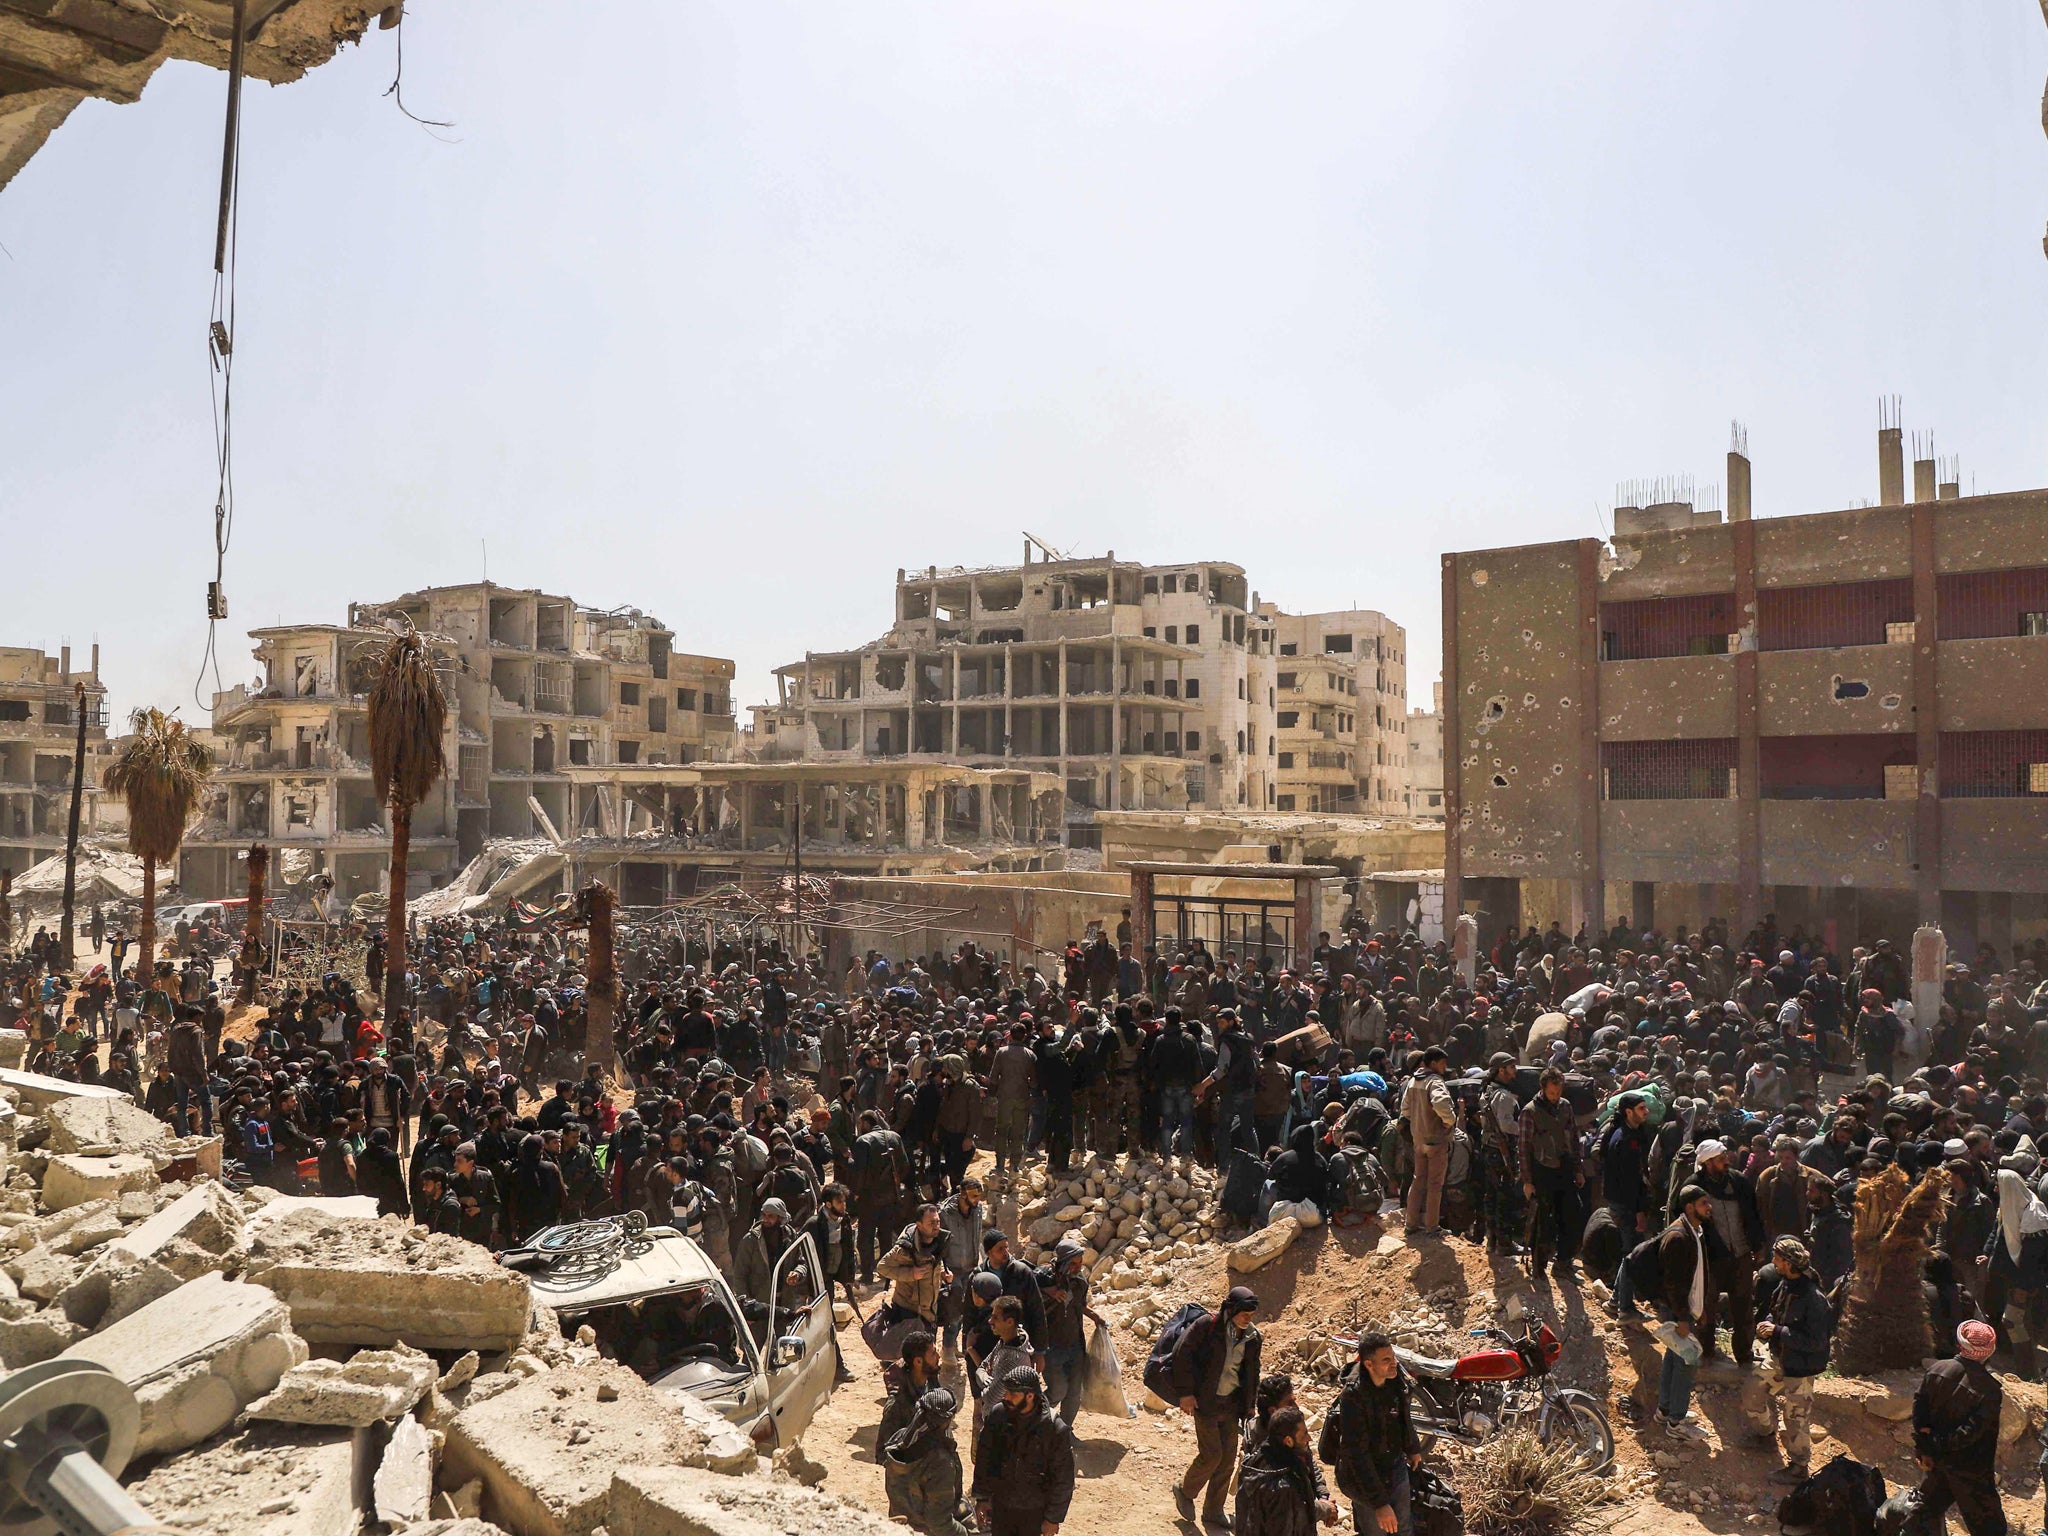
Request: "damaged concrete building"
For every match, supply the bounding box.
[182,583,735,903]
[0,0,393,191]
[1408,682,1443,819]
[1444,411,2048,956]
[1255,604,1411,813]
[559,760,1067,907]
[0,645,112,881]
[755,549,1293,848]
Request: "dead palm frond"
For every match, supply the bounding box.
[1459,1430,1617,1535]
[365,623,446,1022]
[103,708,213,987]
[1837,1165,1948,1374]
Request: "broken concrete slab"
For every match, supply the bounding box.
[243,1209,530,1353]
[100,1256,184,1326]
[246,1341,439,1426]
[1226,1216,1301,1273]
[0,1068,125,1109]
[123,1421,361,1536]
[0,1312,84,1368]
[7,1245,80,1301]
[0,1030,27,1069]
[241,1192,380,1229]
[104,1179,244,1267]
[60,1272,307,1456]
[373,1412,435,1526]
[441,1360,736,1536]
[608,1466,903,1536]
[411,1521,508,1536]
[42,1152,157,1212]
[47,1204,124,1255]
[44,1094,170,1156]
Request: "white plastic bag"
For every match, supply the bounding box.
[1080,1322,1136,1418]
[1268,1199,1323,1228]
[1652,1320,1702,1366]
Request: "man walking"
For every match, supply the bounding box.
[1327,1331,1422,1536]
[1401,1048,1457,1240]
[1519,1065,1585,1280]
[972,1366,1076,1536]
[1654,1183,1716,1440]
[1910,1320,2008,1536]
[1172,1286,1263,1529]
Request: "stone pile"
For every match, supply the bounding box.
[1004,1154,1225,1344]
[0,1072,887,1536]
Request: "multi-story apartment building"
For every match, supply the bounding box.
[183,584,734,902]
[765,552,1278,847]
[1443,415,2048,957]
[1407,682,1443,818]
[1258,607,1410,813]
[0,645,110,881]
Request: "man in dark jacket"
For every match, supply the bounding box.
[1236,1406,1330,1536]
[979,1230,1048,1367]
[1328,1332,1422,1536]
[1600,1094,1654,1239]
[1743,1236,1833,1484]
[972,1365,1077,1536]
[1655,1184,1717,1437]
[1172,1286,1263,1528]
[1690,1139,1765,1367]
[1910,1320,2006,1536]
[880,1332,943,1519]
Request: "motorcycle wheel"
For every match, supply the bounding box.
[1540,1389,1615,1471]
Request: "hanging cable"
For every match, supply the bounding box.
[196,0,246,709]
[385,5,457,139]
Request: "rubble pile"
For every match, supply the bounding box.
[1007,1154,1225,1343]
[0,1071,897,1536]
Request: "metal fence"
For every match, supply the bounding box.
[1938,567,2048,641]
[1939,731,2048,798]
[1757,579,1914,652]
[1599,594,1735,661]
[1600,738,1738,800]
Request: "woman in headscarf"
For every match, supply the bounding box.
[1986,1167,2048,1377]
[356,1127,409,1219]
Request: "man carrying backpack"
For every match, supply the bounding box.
[1171,1286,1264,1529]
[1743,1236,1833,1485]
[1322,1330,1423,1535]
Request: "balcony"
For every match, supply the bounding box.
[1600,800,1740,883]
[1759,800,1914,888]
[1599,654,1734,740]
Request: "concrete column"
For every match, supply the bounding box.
[1631,881,1656,936]
[1110,638,1122,810]
[1441,552,1462,926]
[1003,643,1014,757]
[1574,541,1606,937]
[1130,869,1155,957]
[1880,425,1905,507]
[1912,503,1942,924]
[1733,517,1763,936]
[1292,875,1316,973]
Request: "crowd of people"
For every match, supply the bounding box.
[8,899,2048,1534]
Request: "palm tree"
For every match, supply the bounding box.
[104,708,214,995]
[366,622,446,1025]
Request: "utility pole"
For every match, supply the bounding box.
[57,683,87,971]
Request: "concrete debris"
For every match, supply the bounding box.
[373,1412,437,1526]
[0,1067,127,1109]
[7,1245,80,1301]
[408,1524,512,1536]
[608,1466,904,1536]
[441,1360,746,1536]
[43,1094,170,1157]
[436,1479,487,1520]
[772,1441,829,1487]
[240,1192,380,1230]
[41,1152,158,1212]
[1227,1216,1301,1273]
[440,1349,481,1391]
[105,1180,245,1268]
[60,1272,307,1456]
[242,1209,531,1352]
[0,1311,84,1367]
[123,1421,361,1536]
[246,1341,439,1426]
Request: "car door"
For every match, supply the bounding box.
[763,1232,837,1447]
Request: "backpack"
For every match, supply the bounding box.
[1142,1302,1212,1402]
[1316,1381,1348,1470]
[1777,1454,1885,1536]
[1410,1465,1465,1536]
[1623,1233,1664,1297]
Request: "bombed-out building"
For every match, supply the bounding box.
[1254,605,1411,814]
[1444,411,2048,957]
[0,645,111,881]
[181,583,735,902]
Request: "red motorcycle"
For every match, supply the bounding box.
[1334,1298,1613,1470]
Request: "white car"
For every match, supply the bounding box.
[521,1219,838,1451]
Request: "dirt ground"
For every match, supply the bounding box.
[807,1151,2048,1535]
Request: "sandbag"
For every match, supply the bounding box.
[1079,1321,1136,1418]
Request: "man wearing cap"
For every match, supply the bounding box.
[1400,1047,1458,1242]
[979,1230,1048,1369]
[972,1365,1076,1536]
[937,1178,986,1362]
[1172,1287,1264,1529]
[1034,1240,1103,1427]
[1686,1139,1763,1369]
[1754,1135,1817,1247]
[1518,1065,1584,1280]
[1910,1321,2007,1536]
[1744,1236,1833,1485]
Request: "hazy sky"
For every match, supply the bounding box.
[4,3,2045,726]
